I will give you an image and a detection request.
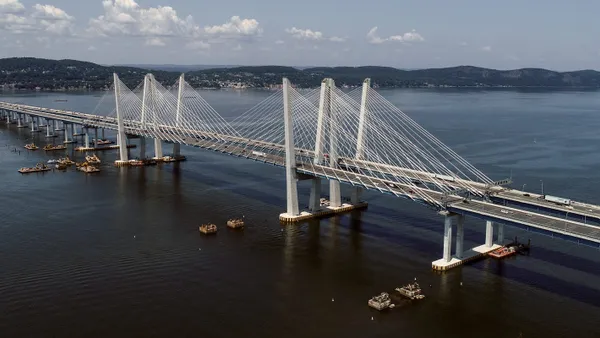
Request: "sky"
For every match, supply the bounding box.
[1,0,599,70]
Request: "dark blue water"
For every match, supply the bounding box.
[0,89,599,338]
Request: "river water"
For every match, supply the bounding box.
[0,88,599,338]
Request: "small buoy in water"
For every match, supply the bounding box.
[371,317,374,321]
[414,277,417,281]
[460,282,463,286]
[331,298,334,302]
[133,235,136,239]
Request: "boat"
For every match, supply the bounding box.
[162,156,177,162]
[58,156,75,166]
[94,139,113,145]
[24,143,38,150]
[55,163,67,170]
[18,163,51,174]
[395,282,425,300]
[47,159,59,164]
[54,99,68,102]
[227,218,245,229]
[143,158,157,165]
[78,165,100,173]
[488,246,517,259]
[85,154,101,164]
[43,144,67,151]
[199,223,217,234]
[127,159,145,166]
[368,292,392,311]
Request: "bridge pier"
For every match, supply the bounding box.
[456,214,465,259]
[84,131,90,148]
[485,220,494,248]
[45,120,55,138]
[63,123,75,144]
[94,128,99,147]
[139,137,146,159]
[153,139,163,159]
[496,223,505,245]
[114,73,129,165]
[432,212,502,271]
[173,143,180,157]
[309,178,322,211]
[30,117,39,133]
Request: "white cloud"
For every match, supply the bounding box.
[367,27,424,44]
[481,46,492,52]
[0,1,74,35]
[274,39,284,44]
[145,37,165,46]
[88,45,97,51]
[204,16,262,40]
[0,0,25,13]
[460,41,468,46]
[232,44,242,51]
[88,0,201,37]
[185,40,210,50]
[285,27,345,42]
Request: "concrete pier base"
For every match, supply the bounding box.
[432,243,502,271]
[279,201,368,223]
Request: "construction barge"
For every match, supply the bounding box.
[199,223,217,234]
[24,143,38,150]
[43,144,67,151]
[227,218,245,229]
[368,292,393,311]
[488,238,530,259]
[395,282,425,300]
[18,163,51,174]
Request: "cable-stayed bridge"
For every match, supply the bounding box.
[1,73,599,270]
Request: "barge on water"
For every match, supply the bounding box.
[227,218,245,229]
[18,163,51,174]
[24,143,38,150]
[43,144,67,151]
[199,224,217,234]
[85,154,101,164]
[368,292,393,311]
[395,282,425,300]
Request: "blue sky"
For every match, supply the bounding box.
[1,0,599,70]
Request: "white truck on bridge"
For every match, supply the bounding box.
[543,195,571,206]
[252,151,267,157]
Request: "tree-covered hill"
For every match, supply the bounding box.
[1,57,600,90]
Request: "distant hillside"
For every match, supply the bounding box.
[1,57,600,90]
[116,64,240,72]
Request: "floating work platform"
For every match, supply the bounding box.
[432,244,502,271]
[227,218,245,229]
[488,246,517,259]
[279,201,368,223]
[63,140,77,144]
[76,144,136,151]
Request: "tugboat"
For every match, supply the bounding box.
[18,163,51,174]
[368,292,392,311]
[47,159,59,164]
[488,246,517,259]
[199,223,217,234]
[43,144,67,151]
[227,218,245,229]
[161,155,177,163]
[395,282,425,300]
[55,163,67,170]
[24,143,38,150]
[85,154,101,164]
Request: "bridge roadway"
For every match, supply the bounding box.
[338,158,600,224]
[4,101,600,232]
[175,134,600,246]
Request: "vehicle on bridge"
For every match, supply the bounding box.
[543,195,571,206]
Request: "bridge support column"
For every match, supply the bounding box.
[30,117,36,132]
[281,77,299,218]
[5,112,10,124]
[84,132,90,148]
[351,187,362,204]
[309,178,321,211]
[17,114,23,127]
[94,128,98,147]
[139,137,146,159]
[173,143,180,157]
[154,139,163,159]
[46,120,53,137]
[64,123,70,143]
[101,128,105,139]
[456,215,465,259]
[485,220,494,248]
[114,73,129,163]
[443,215,453,263]
[497,223,505,245]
